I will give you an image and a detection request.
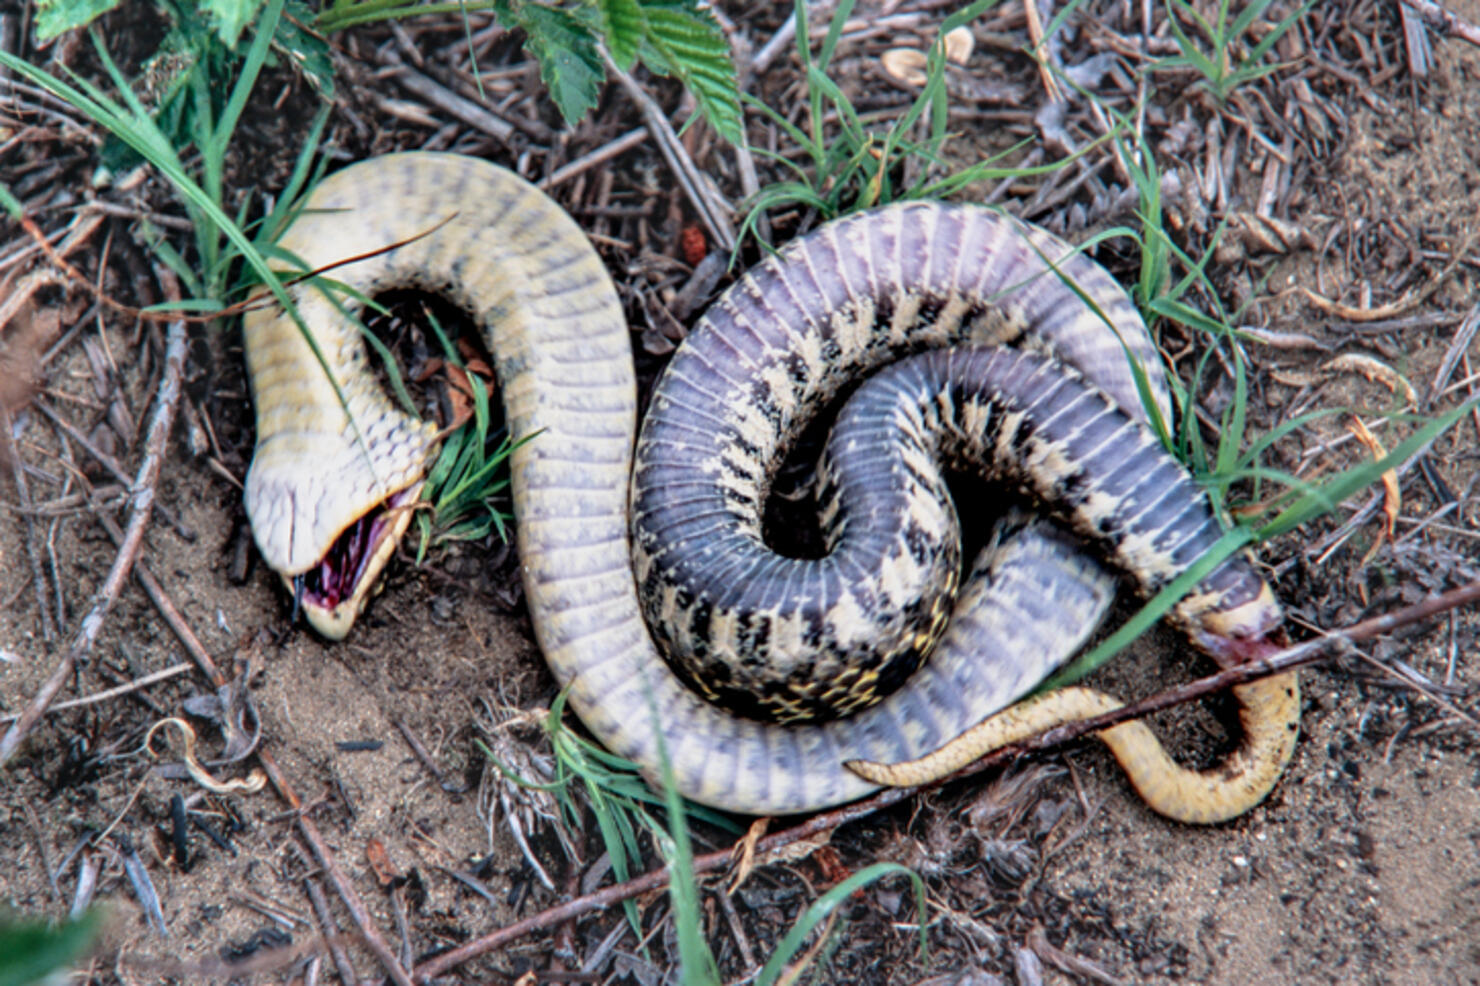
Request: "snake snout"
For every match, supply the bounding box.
[245,425,436,638]
[1192,582,1285,667]
[289,482,425,640]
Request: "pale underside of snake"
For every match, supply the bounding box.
[243,152,1298,822]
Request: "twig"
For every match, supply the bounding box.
[0,402,56,643]
[23,802,61,904]
[1347,647,1479,729]
[1427,301,1480,405]
[117,832,169,937]
[380,51,517,145]
[304,875,360,986]
[540,127,648,190]
[0,304,187,767]
[0,208,106,289]
[412,577,1480,982]
[258,751,416,986]
[1400,0,1480,47]
[605,55,737,253]
[33,397,197,540]
[394,718,464,793]
[1023,0,1064,103]
[0,662,193,724]
[94,512,225,684]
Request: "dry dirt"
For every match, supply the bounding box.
[2,2,1480,985]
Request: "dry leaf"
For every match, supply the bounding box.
[1299,285,1424,322]
[1322,353,1418,404]
[1299,230,1476,322]
[944,25,974,65]
[1238,326,1330,351]
[1268,368,1323,389]
[881,47,929,87]
[1348,416,1399,564]
[726,815,771,895]
[1231,211,1316,255]
[365,838,399,888]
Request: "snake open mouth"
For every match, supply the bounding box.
[291,482,424,640]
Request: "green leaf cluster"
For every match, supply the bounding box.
[411,310,523,559]
[316,0,742,141]
[38,0,740,145]
[494,0,742,142]
[38,0,272,48]
[37,0,332,164]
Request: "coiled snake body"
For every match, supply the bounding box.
[244,153,1298,821]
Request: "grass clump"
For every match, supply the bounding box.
[743,0,1002,232]
[1160,0,1313,105]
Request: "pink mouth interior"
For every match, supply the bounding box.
[300,487,416,611]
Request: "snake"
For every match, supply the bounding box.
[243,152,1298,822]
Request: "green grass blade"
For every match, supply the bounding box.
[814,0,856,75]
[1256,398,1478,539]
[0,48,365,456]
[214,0,287,161]
[650,711,721,986]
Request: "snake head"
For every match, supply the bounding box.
[1188,580,1286,668]
[245,419,437,639]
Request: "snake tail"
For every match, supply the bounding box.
[847,673,1300,825]
[834,348,1296,822]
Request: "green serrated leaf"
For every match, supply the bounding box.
[34,0,123,41]
[201,0,265,47]
[639,2,742,145]
[515,3,606,125]
[599,0,646,70]
[276,1,336,97]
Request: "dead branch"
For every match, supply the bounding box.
[0,401,56,643]
[254,749,416,986]
[0,662,193,725]
[540,127,650,191]
[380,49,518,145]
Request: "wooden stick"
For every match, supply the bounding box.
[0,662,193,724]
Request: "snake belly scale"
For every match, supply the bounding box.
[243,152,1298,821]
